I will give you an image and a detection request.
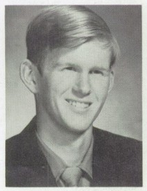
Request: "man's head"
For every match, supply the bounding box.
[21,6,119,135]
[26,5,119,73]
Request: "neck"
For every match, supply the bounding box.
[36,112,93,166]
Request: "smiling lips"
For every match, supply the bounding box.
[66,99,91,109]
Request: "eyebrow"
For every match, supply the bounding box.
[53,62,110,72]
[90,66,111,72]
[53,62,80,69]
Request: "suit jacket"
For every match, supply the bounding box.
[6,117,142,187]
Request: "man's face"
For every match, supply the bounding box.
[35,40,114,134]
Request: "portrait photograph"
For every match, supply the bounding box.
[0,0,147,190]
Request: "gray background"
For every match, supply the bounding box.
[6,5,142,140]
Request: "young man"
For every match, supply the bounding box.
[6,5,142,187]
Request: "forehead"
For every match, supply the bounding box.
[44,39,111,70]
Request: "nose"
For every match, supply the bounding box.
[72,73,91,97]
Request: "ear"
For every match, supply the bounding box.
[20,59,39,94]
[108,70,114,93]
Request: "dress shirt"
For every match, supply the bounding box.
[36,131,93,187]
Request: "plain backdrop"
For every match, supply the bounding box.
[6,5,142,140]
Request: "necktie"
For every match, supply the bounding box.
[60,167,82,187]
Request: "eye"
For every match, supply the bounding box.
[64,67,76,71]
[90,70,103,75]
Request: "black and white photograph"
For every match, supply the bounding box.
[0,0,146,190]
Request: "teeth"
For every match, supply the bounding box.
[68,100,90,108]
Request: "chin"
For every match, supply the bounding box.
[65,122,92,135]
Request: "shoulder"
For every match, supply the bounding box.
[6,132,34,170]
[93,127,142,149]
[6,118,49,186]
[93,127,142,159]
[6,133,24,163]
[92,128,142,186]
[93,128,142,171]
[6,117,38,166]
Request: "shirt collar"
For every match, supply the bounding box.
[36,131,93,182]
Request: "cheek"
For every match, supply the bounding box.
[91,78,110,99]
[50,72,76,93]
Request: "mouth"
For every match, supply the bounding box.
[65,99,92,109]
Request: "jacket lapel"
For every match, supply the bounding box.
[18,117,57,186]
[91,128,117,186]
